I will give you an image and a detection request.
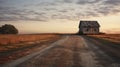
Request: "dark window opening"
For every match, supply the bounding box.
[86,28,89,31]
[94,28,97,31]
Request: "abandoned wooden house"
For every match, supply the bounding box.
[79,21,100,34]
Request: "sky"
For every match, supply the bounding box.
[0,0,120,34]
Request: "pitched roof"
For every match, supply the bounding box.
[79,21,100,27]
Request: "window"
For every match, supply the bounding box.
[86,28,89,31]
[94,28,97,31]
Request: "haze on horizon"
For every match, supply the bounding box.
[0,0,120,34]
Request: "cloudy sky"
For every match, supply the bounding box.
[0,0,120,34]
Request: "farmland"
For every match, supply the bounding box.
[6,35,120,67]
[0,34,61,64]
[0,34,120,67]
[0,34,61,52]
[88,34,120,44]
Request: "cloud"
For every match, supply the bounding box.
[63,0,73,3]
[0,0,120,21]
[85,11,99,17]
[104,0,120,5]
[59,9,68,13]
[0,6,48,21]
[76,0,120,17]
[35,2,57,7]
[95,1,120,15]
[76,0,101,4]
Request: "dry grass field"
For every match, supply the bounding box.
[0,34,59,44]
[0,34,61,64]
[89,34,120,44]
[0,34,61,52]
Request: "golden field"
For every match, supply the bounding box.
[0,34,60,44]
[0,34,61,52]
[0,34,61,64]
[89,34,120,43]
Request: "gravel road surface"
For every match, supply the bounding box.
[1,35,120,67]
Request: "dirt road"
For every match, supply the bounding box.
[1,35,120,67]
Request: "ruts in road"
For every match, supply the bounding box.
[2,35,120,67]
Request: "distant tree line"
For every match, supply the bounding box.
[0,24,18,34]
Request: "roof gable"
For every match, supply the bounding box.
[79,21,100,27]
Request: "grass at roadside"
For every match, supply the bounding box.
[88,34,120,44]
[0,34,62,64]
[0,34,61,52]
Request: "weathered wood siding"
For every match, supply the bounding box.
[79,21,100,34]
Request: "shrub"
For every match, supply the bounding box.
[0,24,18,34]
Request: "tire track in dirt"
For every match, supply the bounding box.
[82,36,120,67]
[1,36,69,67]
[80,37,101,67]
[72,41,81,67]
[2,35,120,67]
